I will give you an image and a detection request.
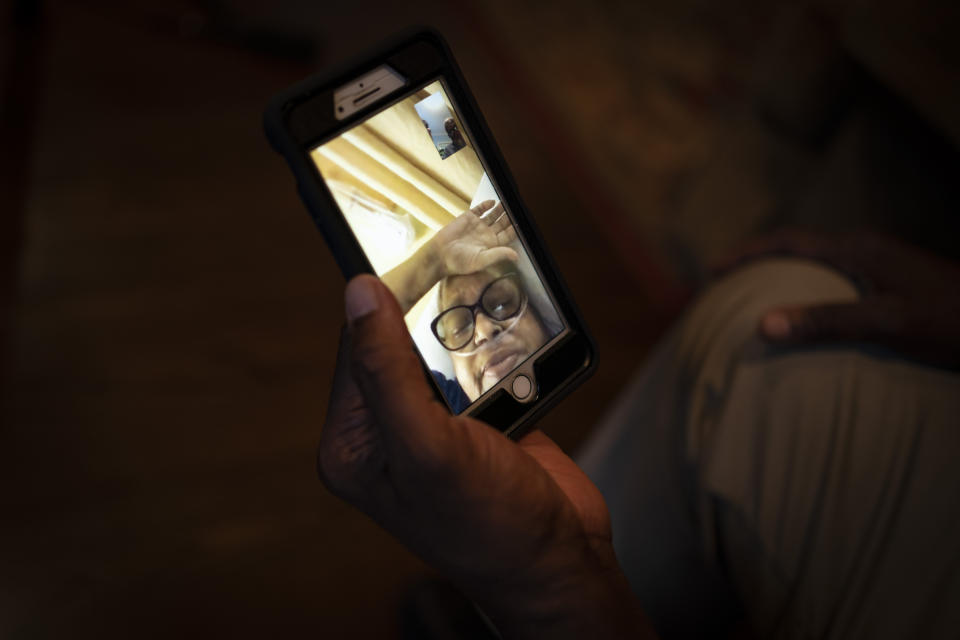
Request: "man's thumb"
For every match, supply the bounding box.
[759,300,893,344]
[345,274,384,325]
[344,276,441,442]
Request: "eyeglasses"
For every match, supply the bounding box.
[431,274,527,352]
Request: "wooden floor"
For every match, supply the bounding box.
[0,2,662,637]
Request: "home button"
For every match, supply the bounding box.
[511,374,532,399]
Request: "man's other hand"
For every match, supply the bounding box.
[720,230,960,369]
[318,275,652,639]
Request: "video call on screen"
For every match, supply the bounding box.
[312,80,563,412]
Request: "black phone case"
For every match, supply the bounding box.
[263,28,596,438]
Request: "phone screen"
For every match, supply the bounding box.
[310,79,566,414]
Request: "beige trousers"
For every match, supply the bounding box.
[579,259,960,639]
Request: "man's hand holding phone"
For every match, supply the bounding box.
[319,276,653,639]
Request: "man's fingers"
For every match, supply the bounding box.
[759,298,901,345]
[345,276,451,456]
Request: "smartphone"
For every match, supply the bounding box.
[264,29,595,437]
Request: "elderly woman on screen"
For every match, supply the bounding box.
[381,200,561,411]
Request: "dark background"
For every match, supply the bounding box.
[2,0,957,637]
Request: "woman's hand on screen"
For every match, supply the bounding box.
[432,200,518,277]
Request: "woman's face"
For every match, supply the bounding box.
[439,268,548,400]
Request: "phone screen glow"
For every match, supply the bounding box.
[310,80,565,413]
